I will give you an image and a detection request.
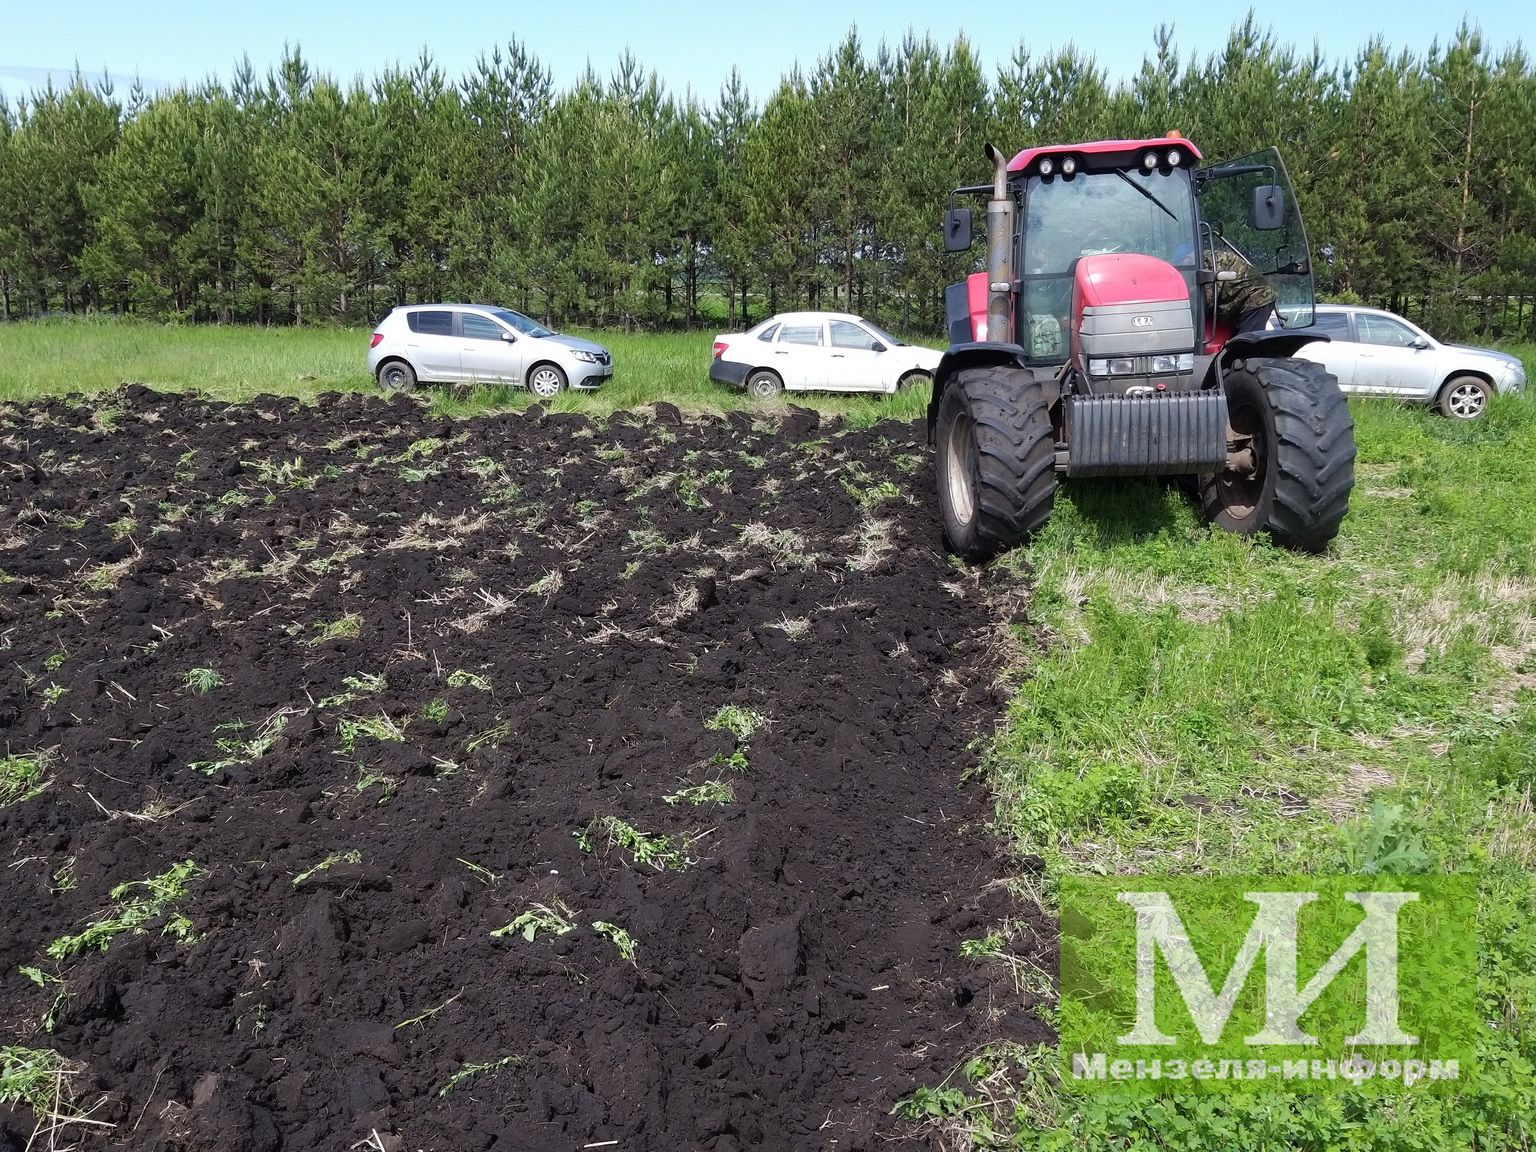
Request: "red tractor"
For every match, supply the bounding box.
[932,136,1354,559]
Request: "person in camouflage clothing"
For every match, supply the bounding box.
[1205,244,1277,334]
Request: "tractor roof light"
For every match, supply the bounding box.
[1061,155,1077,176]
[1039,156,1055,177]
[1142,150,1159,171]
[1167,148,1182,167]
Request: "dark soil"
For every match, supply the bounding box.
[0,388,1048,1152]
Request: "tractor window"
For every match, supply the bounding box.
[1197,149,1315,328]
[1017,167,1196,363]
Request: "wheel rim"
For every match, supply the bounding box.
[944,414,977,527]
[1215,398,1266,520]
[1448,383,1485,418]
[748,375,777,400]
[381,365,408,390]
[530,368,562,398]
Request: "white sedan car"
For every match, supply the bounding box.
[710,311,941,399]
[1288,304,1525,420]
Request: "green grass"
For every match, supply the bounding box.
[0,1045,80,1115]
[0,750,54,808]
[0,315,933,425]
[925,384,1536,1148]
[46,859,206,960]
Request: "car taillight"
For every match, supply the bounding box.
[712,341,727,360]
[369,333,384,348]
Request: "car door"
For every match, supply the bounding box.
[771,321,827,389]
[1299,310,1360,392]
[825,320,886,392]
[1353,313,1439,398]
[458,312,525,384]
[404,309,461,381]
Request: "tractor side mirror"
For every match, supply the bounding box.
[1251,185,1287,231]
[943,207,973,252]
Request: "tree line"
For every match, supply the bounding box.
[0,15,1532,341]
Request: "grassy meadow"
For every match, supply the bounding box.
[918,385,1536,1148]
[3,317,1534,1149]
[0,315,933,426]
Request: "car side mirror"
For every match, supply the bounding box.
[943,206,973,252]
[501,331,517,342]
[1411,337,1430,350]
[870,341,886,353]
[1251,185,1287,231]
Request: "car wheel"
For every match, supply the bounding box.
[746,369,783,401]
[1437,375,1491,420]
[528,364,567,399]
[377,360,417,393]
[898,370,932,393]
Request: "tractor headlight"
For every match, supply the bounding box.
[1166,148,1182,167]
[1150,353,1195,373]
[1089,358,1137,376]
[1143,150,1159,170]
[1061,155,1077,176]
[1039,156,1055,177]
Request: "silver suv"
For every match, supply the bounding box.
[1289,304,1525,420]
[367,304,613,396]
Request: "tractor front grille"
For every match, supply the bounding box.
[1063,391,1229,477]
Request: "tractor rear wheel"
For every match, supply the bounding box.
[1201,356,1354,553]
[935,366,1056,561]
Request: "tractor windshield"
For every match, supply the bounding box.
[1018,167,1197,362]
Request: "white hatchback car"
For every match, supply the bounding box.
[1289,304,1525,420]
[710,311,941,399]
[368,304,613,397]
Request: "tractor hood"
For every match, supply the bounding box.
[1073,254,1194,365]
[1074,253,1189,308]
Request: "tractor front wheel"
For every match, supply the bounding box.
[1201,356,1354,553]
[935,366,1056,562]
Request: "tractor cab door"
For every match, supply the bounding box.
[1195,147,1316,335]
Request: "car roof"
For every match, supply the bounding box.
[1316,303,1405,320]
[396,303,505,313]
[760,311,867,325]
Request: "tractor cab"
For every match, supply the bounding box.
[943,139,1317,385]
[931,137,1353,563]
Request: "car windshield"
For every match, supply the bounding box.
[860,320,905,347]
[492,308,553,338]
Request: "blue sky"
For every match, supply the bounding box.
[0,0,1529,104]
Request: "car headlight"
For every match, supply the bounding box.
[570,349,598,363]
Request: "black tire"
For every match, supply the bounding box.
[1200,356,1354,553]
[527,363,567,399]
[1437,375,1491,420]
[746,369,783,401]
[377,360,417,393]
[935,366,1057,562]
[898,370,932,393]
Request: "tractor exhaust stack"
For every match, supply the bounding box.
[982,143,1015,346]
